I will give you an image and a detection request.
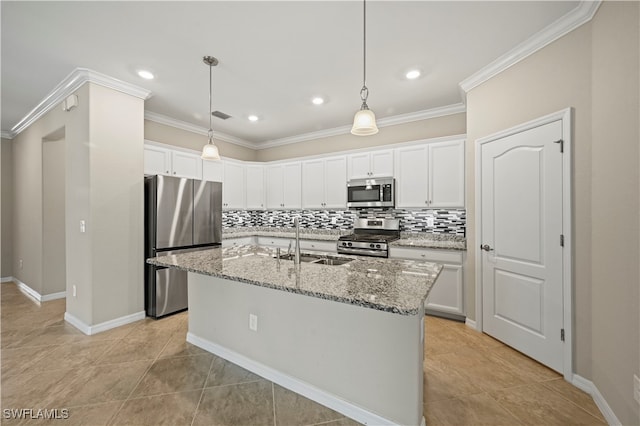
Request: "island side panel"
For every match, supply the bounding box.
[187,272,424,426]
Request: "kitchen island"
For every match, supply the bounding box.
[148,245,442,425]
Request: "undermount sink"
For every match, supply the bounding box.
[275,252,354,266]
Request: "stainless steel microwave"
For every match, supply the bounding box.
[347,178,395,209]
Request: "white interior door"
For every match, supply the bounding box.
[480,119,564,373]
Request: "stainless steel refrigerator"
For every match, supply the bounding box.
[144,175,222,318]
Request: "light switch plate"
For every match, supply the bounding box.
[634,374,640,405]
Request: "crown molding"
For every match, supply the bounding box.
[143,111,258,149]
[256,103,467,150]
[1,131,15,140]
[9,68,152,138]
[458,0,602,99]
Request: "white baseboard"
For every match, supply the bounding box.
[65,310,145,336]
[571,374,621,426]
[1,276,15,283]
[10,278,66,303]
[187,332,403,426]
[465,317,478,330]
[41,291,66,302]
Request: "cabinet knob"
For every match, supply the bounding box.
[173,172,176,175]
[166,170,169,174]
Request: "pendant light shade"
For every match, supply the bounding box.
[201,56,221,161]
[352,108,378,136]
[201,138,220,160]
[351,0,378,136]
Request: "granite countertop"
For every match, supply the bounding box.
[147,245,442,316]
[223,227,466,250]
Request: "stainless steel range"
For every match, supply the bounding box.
[337,218,400,258]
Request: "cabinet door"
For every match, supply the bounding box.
[265,165,284,209]
[370,149,394,177]
[282,163,302,209]
[144,146,171,175]
[171,151,203,179]
[223,162,245,209]
[324,157,347,208]
[428,139,465,208]
[302,159,325,209]
[202,160,224,182]
[425,263,464,316]
[394,146,429,208]
[347,152,372,179]
[245,165,265,209]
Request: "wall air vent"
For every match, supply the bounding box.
[212,111,231,120]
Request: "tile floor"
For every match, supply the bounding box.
[1,282,606,425]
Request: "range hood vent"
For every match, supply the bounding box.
[212,111,231,120]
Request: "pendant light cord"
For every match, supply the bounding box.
[208,61,213,143]
[360,0,369,106]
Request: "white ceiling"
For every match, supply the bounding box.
[1,1,581,146]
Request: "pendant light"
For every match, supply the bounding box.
[351,0,378,136]
[201,55,221,160]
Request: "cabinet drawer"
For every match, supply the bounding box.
[299,240,337,253]
[255,236,290,248]
[389,246,463,264]
[222,236,255,247]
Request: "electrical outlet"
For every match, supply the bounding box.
[72,285,77,298]
[331,217,337,225]
[634,374,640,405]
[80,220,86,233]
[249,314,258,332]
[426,217,435,227]
[19,259,23,269]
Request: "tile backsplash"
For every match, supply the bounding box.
[223,208,465,236]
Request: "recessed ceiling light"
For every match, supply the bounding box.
[248,115,259,122]
[137,70,154,80]
[405,70,421,80]
[312,97,324,105]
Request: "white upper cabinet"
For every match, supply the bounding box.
[302,157,347,209]
[223,161,245,209]
[245,165,265,210]
[266,162,301,209]
[347,149,394,179]
[171,151,203,179]
[394,139,465,208]
[202,160,224,182]
[144,145,171,175]
[144,145,202,179]
[428,140,465,208]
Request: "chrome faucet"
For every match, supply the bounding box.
[294,217,301,266]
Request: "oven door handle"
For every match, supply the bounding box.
[336,246,388,258]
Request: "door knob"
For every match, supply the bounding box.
[480,244,494,252]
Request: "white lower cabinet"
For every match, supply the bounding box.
[299,239,337,253]
[255,236,291,249]
[255,236,337,254]
[222,236,256,247]
[389,246,465,318]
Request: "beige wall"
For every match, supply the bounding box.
[255,113,466,162]
[1,138,13,278]
[89,83,145,324]
[9,82,145,326]
[466,21,593,374]
[144,120,257,161]
[42,137,66,295]
[466,2,639,423]
[590,2,639,424]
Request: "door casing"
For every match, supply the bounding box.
[474,107,573,380]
